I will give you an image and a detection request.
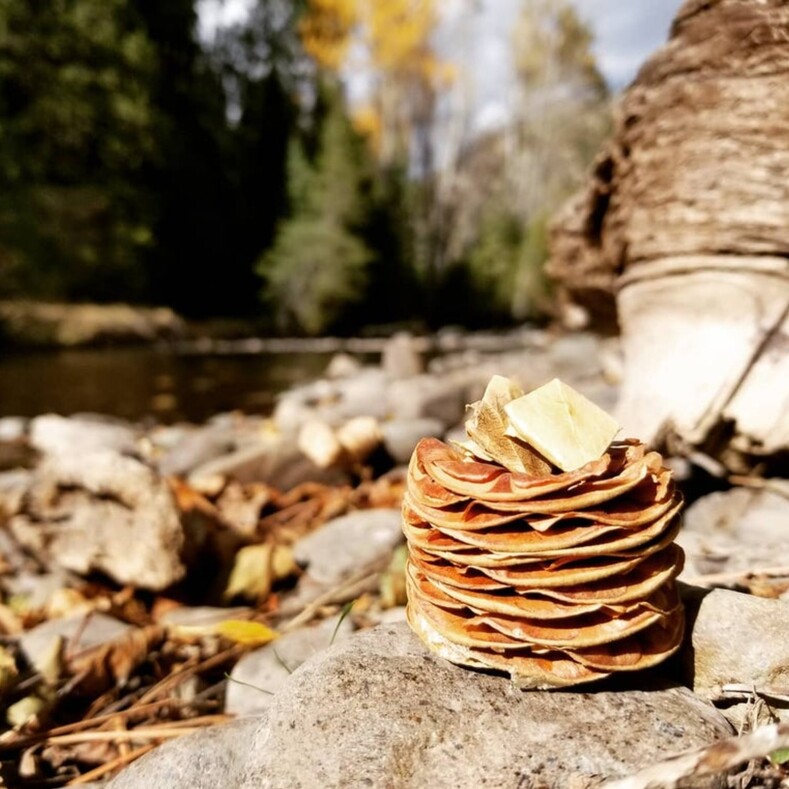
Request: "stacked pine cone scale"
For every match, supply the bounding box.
[403,378,685,689]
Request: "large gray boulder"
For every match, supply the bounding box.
[108,623,732,789]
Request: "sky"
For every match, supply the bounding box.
[198,0,684,87]
[197,0,685,133]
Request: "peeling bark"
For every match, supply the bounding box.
[547,0,789,468]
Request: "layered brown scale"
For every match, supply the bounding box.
[403,437,685,688]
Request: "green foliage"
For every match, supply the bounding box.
[258,82,376,335]
[0,0,158,300]
[465,212,551,323]
[261,219,371,335]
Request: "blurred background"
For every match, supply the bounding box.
[0,0,681,421]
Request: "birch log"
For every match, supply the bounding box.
[547,0,789,470]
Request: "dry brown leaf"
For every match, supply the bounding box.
[465,375,552,475]
[66,625,164,696]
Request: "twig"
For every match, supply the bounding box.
[0,698,183,752]
[67,742,157,785]
[45,716,230,747]
[686,566,789,587]
[600,722,789,789]
[729,475,789,499]
[717,684,789,704]
[280,565,383,635]
[136,644,243,705]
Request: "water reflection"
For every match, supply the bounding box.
[0,347,353,423]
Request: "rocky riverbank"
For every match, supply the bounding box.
[0,330,787,787]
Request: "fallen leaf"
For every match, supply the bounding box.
[336,417,381,462]
[7,695,45,728]
[173,619,278,647]
[66,625,164,696]
[46,587,94,619]
[505,378,620,472]
[224,543,298,602]
[225,543,273,601]
[298,420,343,468]
[465,375,551,474]
[0,603,22,635]
[770,747,789,766]
[0,644,18,692]
[379,545,408,609]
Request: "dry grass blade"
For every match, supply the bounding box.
[600,722,789,789]
[67,742,156,785]
[686,566,789,588]
[280,564,385,635]
[46,715,230,746]
[136,644,243,705]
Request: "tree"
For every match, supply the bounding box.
[0,0,158,300]
[298,0,454,299]
[258,82,374,335]
[456,0,609,321]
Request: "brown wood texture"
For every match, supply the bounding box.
[546,0,789,467]
[547,0,789,324]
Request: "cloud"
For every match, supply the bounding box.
[569,0,684,89]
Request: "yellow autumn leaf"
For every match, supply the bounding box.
[212,620,279,646]
[504,378,620,472]
[224,543,274,602]
[172,619,279,647]
[0,645,18,693]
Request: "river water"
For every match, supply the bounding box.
[0,346,353,423]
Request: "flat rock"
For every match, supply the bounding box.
[382,331,424,378]
[387,375,469,426]
[292,509,403,586]
[157,427,236,477]
[678,486,789,580]
[8,450,186,590]
[29,414,138,456]
[683,586,789,710]
[188,438,347,490]
[19,613,131,674]
[380,417,445,463]
[225,614,354,716]
[109,623,732,789]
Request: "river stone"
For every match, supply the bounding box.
[19,613,131,675]
[683,586,789,706]
[108,623,731,789]
[382,332,424,378]
[225,614,354,716]
[678,486,789,580]
[380,417,445,463]
[107,717,262,789]
[0,417,26,442]
[188,439,347,490]
[7,450,186,590]
[29,414,138,456]
[292,509,403,586]
[325,352,362,379]
[387,375,468,426]
[157,427,236,477]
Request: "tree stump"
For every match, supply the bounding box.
[546,0,789,471]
